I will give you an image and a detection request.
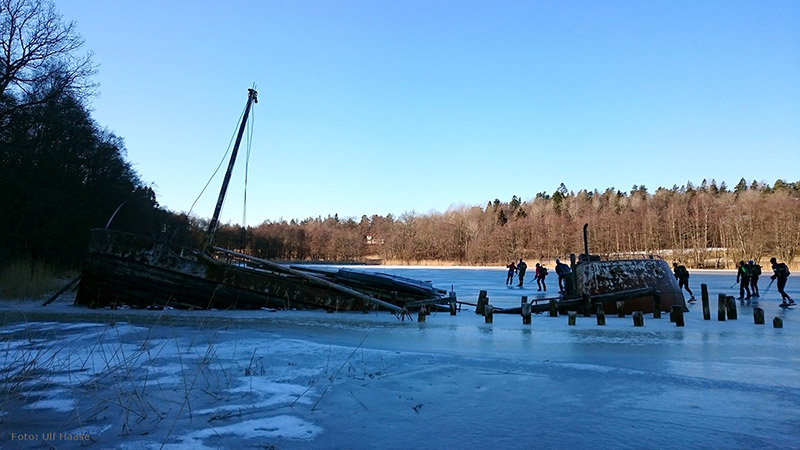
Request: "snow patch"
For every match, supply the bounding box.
[166,416,322,448]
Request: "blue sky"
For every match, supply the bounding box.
[56,0,799,225]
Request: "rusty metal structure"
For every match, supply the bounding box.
[558,224,686,314]
[564,255,686,314]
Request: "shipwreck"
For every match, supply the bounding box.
[526,224,687,315]
[72,89,450,318]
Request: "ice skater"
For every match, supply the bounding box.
[516,258,528,287]
[747,260,761,297]
[770,257,794,306]
[672,262,695,302]
[555,259,571,292]
[505,261,517,286]
[736,260,752,300]
[535,263,547,291]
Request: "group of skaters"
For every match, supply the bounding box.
[736,258,794,306]
[505,258,572,292]
[672,258,794,307]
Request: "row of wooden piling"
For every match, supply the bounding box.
[456,283,786,328]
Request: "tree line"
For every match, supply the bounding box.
[206,180,800,269]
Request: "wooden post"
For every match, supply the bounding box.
[717,293,726,321]
[484,304,494,324]
[669,307,676,322]
[449,299,457,316]
[521,296,531,324]
[476,290,488,315]
[753,307,765,325]
[726,296,738,320]
[671,306,684,327]
[616,301,625,318]
[773,317,783,328]
[652,292,661,319]
[418,308,426,322]
[583,294,592,317]
[701,284,710,320]
[633,311,644,327]
[549,299,558,317]
[568,311,577,326]
[596,304,606,326]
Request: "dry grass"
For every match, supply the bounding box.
[0,260,73,300]
[0,316,235,448]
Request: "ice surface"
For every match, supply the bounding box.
[0,270,798,449]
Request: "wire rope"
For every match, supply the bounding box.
[187,103,247,219]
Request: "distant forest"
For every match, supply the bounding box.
[2,0,799,275]
[207,180,800,269]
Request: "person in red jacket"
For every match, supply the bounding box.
[534,263,547,292]
[505,261,517,286]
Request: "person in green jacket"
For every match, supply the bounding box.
[736,260,752,300]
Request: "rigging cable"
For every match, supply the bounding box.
[187,103,248,219]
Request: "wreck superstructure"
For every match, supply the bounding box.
[559,224,687,314]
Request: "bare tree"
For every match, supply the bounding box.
[0,0,94,115]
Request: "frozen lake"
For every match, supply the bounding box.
[337,265,795,309]
[1,269,798,449]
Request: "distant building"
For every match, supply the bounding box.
[366,235,384,245]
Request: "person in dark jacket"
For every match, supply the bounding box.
[747,260,761,298]
[672,262,695,301]
[770,257,794,306]
[736,260,751,300]
[555,259,571,292]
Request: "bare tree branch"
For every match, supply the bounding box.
[0,0,95,115]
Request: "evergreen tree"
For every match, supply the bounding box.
[734,178,748,193]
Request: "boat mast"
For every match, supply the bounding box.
[203,88,258,252]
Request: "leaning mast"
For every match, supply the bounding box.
[203,88,258,252]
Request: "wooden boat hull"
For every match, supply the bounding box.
[291,267,448,301]
[75,229,445,312]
